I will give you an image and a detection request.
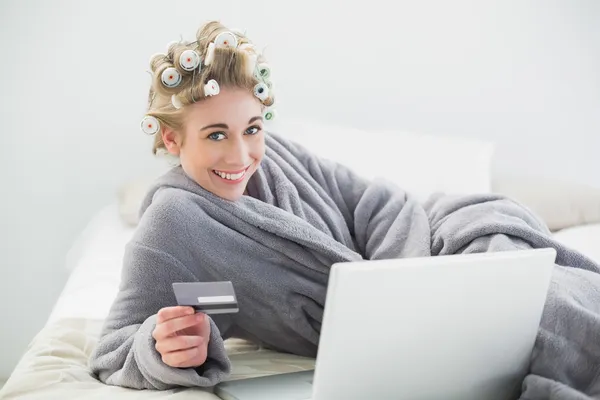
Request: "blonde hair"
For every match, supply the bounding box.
[145,21,274,155]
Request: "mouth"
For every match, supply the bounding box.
[212,165,252,184]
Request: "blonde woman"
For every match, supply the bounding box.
[89,21,600,399]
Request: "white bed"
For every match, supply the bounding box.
[1,121,599,399]
[46,203,132,326]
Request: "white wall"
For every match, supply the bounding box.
[1,0,599,379]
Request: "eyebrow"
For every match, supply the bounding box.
[200,116,263,131]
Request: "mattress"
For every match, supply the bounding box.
[0,318,314,400]
[2,204,599,399]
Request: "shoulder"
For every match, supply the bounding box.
[143,186,200,222]
[133,186,209,249]
[136,166,212,231]
[265,131,316,165]
[122,186,217,281]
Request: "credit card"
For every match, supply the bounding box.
[172,281,239,314]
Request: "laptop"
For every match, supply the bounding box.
[214,248,556,400]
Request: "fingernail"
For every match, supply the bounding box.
[186,308,195,315]
[196,313,204,321]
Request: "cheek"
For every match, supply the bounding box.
[180,138,214,167]
[251,137,266,160]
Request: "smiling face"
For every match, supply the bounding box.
[161,87,265,201]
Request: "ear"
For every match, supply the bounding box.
[162,127,182,156]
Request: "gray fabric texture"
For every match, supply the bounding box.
[89,132,600,399]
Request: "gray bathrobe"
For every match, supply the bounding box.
[89,132,600,399]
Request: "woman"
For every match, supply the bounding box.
[89,21,600,399]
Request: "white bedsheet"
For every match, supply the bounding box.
[46,203,134,326]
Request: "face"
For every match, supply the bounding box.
[162,87,265,202]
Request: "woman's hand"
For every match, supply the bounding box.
[152,306,211,368]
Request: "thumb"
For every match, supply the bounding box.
[194,312,211,338]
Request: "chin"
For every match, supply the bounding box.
[220,190,245,202]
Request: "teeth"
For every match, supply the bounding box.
[214,169,246,181]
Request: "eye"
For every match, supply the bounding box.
[245,125,261,135]
[208,132,226,141]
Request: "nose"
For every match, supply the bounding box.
[223,136,251,167]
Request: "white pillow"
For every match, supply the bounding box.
[553,224,600,263]
[493,173,600,232]
[271,117,495,201]
[117,177,158,226]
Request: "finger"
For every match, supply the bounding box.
[156,306,195,324]
[155,335,205,355]
[153,313,203,340]
[162,346,208,369]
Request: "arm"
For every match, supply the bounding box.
[88,208,233,389]
[423,191,600,273]
[270,134,431,260]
